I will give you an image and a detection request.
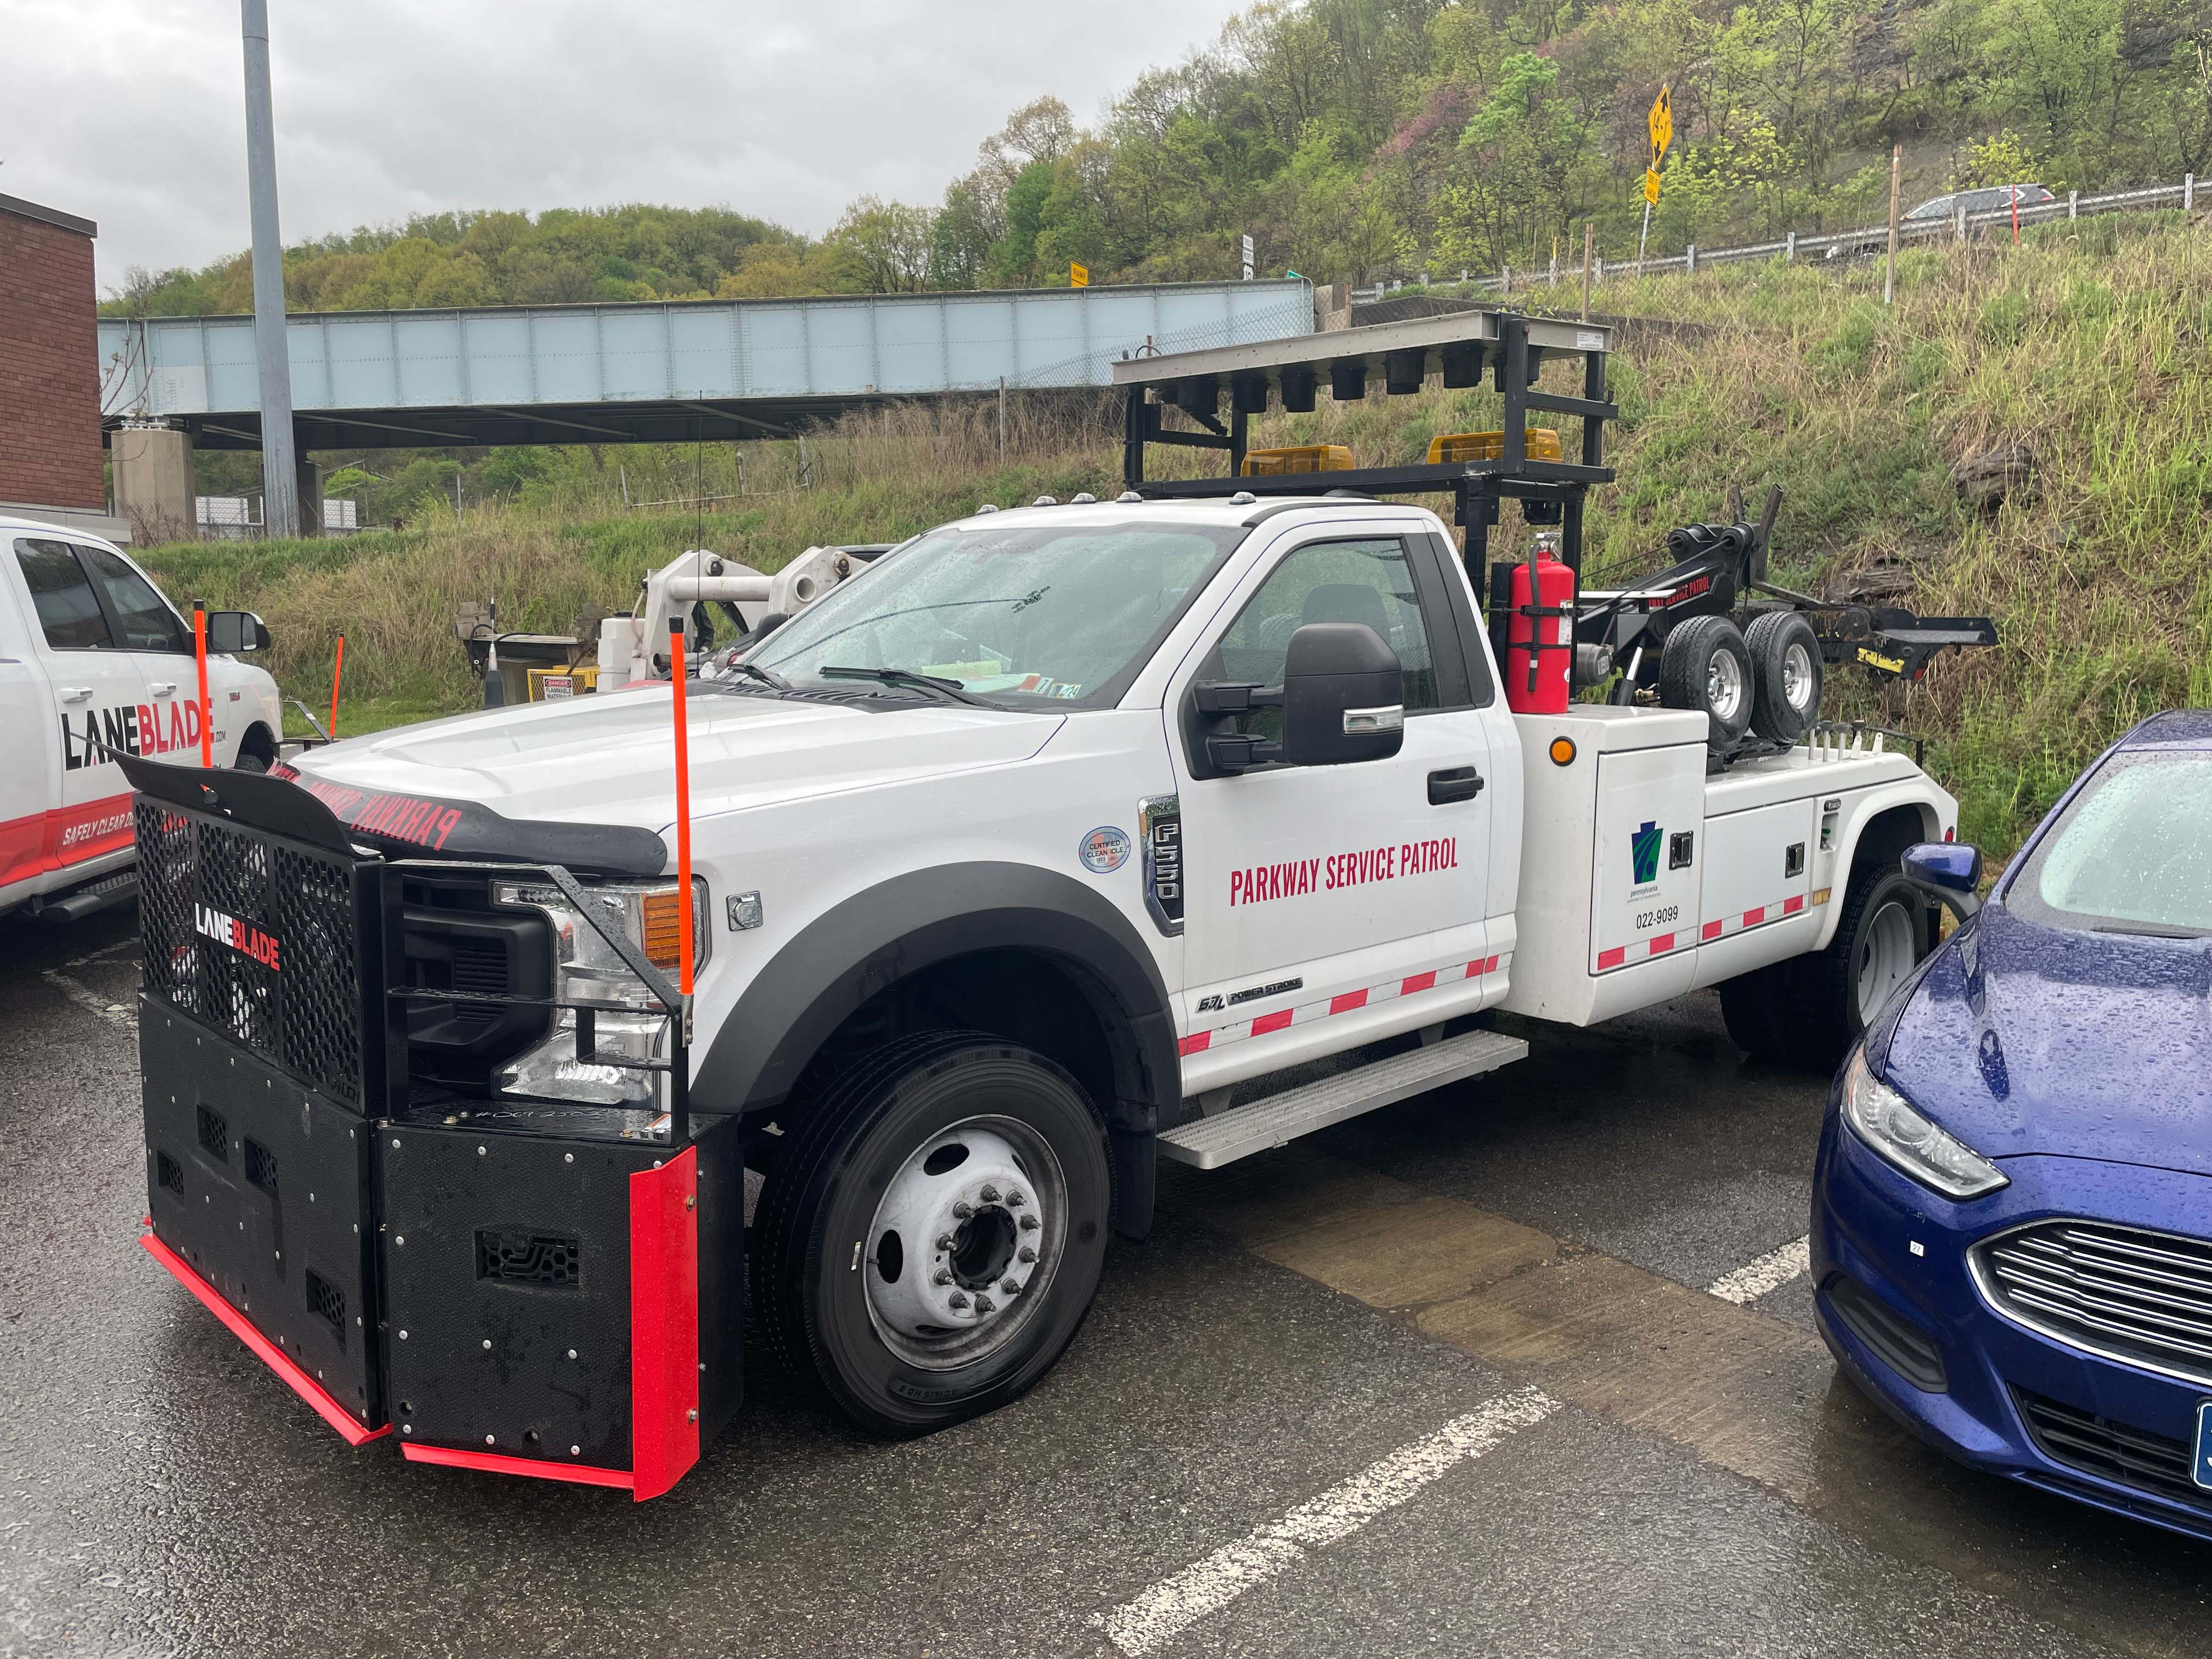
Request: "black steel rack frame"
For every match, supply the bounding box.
[1116,307,1613,568]
[1114,309,1615,699]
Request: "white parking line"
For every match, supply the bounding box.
[1094,1387,1560,1657]
[1706,1234,1812,1305]
[41,968,137,1032]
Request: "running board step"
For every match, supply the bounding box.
[1160,1028,1527,1170]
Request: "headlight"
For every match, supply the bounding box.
[490,877,708,1107]
[1840,1047,2008,1199]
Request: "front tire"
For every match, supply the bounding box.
[1775,862,1935,1069]
[753,1031,1114,1436]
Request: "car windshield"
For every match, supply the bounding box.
[2008,751,2212,937]
[748,518,1244,707]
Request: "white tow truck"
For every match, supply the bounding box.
[1,514,281,921]
[128,314,1976,1494]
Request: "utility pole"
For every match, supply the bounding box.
[1883,143,1903,306]
[240,0,298,539]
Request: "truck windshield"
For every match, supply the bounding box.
[749,519,1246,708]
[2008,751,2212,938]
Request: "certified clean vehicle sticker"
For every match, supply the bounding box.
[1080,826,1132,874]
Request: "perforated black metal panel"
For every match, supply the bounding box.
[380,1109,745,1472]
[141,1004,382,1427]
[133,798,381,1109]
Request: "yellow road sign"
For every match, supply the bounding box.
[1647,84,1672,167]
[1644,167,1662,206]
[1070,261,1090,288]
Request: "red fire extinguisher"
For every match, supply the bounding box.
[1505,532,1575,715]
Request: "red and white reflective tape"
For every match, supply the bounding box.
[1179,953,1507,1058]
[1595,890,1821,973]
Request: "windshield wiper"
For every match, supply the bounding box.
[2091,922,2212,940]
[725,659,791,690]
[820,665,992,707]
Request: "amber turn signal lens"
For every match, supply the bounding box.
[1548,736,1577,766]
[641,889,686,968]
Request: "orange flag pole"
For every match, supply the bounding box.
[667,618,695,1007]
[329,633,346,741]
[193,602,213,768]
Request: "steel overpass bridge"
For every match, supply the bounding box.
[97,279,1314,452]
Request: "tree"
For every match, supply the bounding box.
[831,198,937,292]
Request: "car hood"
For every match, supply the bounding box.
[291,684,1064,833]
[1882,902,2212,1177]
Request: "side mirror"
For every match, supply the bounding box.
[1280,622,1404,766]
[204,610,272,654]
[1901,841,1982,922]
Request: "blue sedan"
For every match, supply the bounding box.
[1812,709,2212,1540]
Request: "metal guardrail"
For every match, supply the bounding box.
[1352,176,2199,301]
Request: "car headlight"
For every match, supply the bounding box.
[1840,1047,2008,1199]
[490,877,708,1107]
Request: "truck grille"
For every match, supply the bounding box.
[2012,1388,2207,1511]
[1974,1221,2212,1386]
[136,800,369,1107]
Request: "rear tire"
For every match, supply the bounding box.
[1658,616,1755,752]
[1745,611,1824,742]
[1775,861,1935,1070]
[753,1031,1114,1436]
[1717,962,1790,1059]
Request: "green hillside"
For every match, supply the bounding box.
[106,0,2211,317]
[133,218,2212,855]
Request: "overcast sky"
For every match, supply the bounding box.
[5,0,1250,294]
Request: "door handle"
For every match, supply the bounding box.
[60,686,94,703]
[1427,766,1485,805]
[149,681,178,696]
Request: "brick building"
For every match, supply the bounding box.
[1,193,128,539]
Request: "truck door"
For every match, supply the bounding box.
[75,541,212,763]
[1169,528,1497,1074]
[8,537,157,876]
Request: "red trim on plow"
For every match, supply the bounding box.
[400,1443,632,1489]
[139,1230,390,1447]
[629,1148,701,1502]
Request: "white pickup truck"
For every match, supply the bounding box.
[190,491,1952,1458]
[1,514,281,921]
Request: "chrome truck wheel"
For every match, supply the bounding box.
[864,1118,1066,1370]
[753,1032,1113,1435]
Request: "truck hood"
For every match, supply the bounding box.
[1882,902,2212,1178]
[292,684,1064,834]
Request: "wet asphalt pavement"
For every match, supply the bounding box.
[3,908,2209,1658]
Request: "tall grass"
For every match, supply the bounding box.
[136,217,2212,851]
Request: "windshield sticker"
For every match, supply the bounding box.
[1232,838,1460,907]
[1080,825,1132,874]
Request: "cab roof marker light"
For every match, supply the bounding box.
[1070,492,1097,504]
[1032,495,1059,506]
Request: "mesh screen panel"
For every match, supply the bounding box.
[133,799,373,1108]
